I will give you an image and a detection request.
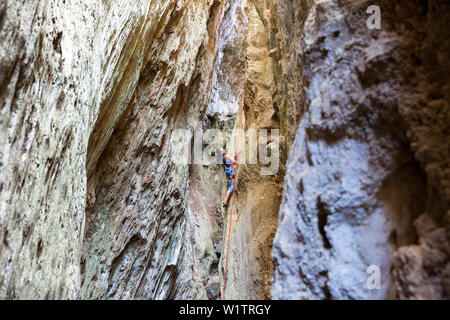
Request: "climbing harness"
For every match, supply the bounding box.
[223,156,236,178]
[222,80,245,300]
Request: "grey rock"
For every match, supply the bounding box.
[272,0,450,300]
[215,242,222,257]
[206,282,220,300]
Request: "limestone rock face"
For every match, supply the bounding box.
[82,0,227,300]
[0,0,226,299]
[272,0,450,300]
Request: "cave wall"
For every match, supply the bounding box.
[272,0,450,299]
[0,0,226,299]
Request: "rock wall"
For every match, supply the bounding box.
[272,0,450,300]
[0,0,226,299]
[220,0,305,300]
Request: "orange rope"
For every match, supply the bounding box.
[222,83,245,299]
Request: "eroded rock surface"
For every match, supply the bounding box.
[1,0,448,301]
[272,0,450,300]
[0,0,226,299]
[82,0,227,300]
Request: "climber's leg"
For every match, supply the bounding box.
[223,192,231,207]
[223,179,235,207]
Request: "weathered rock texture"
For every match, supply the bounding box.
[0,0,226,299]
[272,0,450,300]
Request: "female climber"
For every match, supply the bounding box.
[220,148,237,208]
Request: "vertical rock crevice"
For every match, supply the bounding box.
[217,0,306,300]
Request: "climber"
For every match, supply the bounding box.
[220,148,237,208]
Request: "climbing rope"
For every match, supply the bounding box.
[222,78,245,300]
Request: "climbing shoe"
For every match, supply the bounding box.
[222,203,228,208]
